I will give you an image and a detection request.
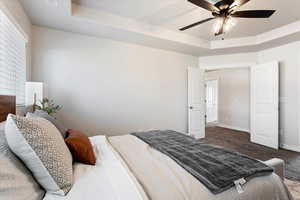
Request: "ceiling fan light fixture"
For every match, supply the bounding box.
[214,16,236,35]
[46,0,59,7]
[223,22,232,32]
[224,17,237,31]
[227,17,236,26]
[214,17,223,33]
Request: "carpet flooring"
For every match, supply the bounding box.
[203,127,300,182]
[285,179,300,200]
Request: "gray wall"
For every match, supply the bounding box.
[205,68,250,131]
[31,26,198,136]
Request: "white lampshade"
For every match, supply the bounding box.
[25,82,43,107]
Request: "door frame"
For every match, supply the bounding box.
[205,78,219,124]
[201,61,280,149]
[200,62,255,139]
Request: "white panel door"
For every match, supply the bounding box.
[188,67,205,139]
[251,61,279,149]
[206,80,218,123]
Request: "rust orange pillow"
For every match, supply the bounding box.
[65,129,96,165]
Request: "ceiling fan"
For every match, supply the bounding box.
[179,0,276,36]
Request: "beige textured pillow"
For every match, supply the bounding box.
[5,114,73,196]
[0,122,45,200]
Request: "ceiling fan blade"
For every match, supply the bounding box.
[232,0,250,7]
[230,0,250,12]
[179,17,215,31]
[188,0,219,12]
[231,10,276,18]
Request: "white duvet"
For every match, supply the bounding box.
[43,136,147,200]
[44,135,292,200]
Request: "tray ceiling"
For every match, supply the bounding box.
[73,0,300,41]
[19,0,300,56]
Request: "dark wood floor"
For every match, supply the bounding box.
[203,126,300,181]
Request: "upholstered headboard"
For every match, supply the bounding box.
[0,95,16,122]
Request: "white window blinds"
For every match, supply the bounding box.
[0,10,26,105]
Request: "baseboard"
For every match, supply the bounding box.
[280,144,300,152]
[214,124,300,152]
[216,123,250,133]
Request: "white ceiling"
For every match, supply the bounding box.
[73,0,300,41]
[19,0,300,56]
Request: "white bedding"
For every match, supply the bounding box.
[109,135,293,200]
[44,135,292,200]
[43,136,147,200]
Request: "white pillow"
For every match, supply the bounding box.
[5,114,73,196]
[0,121,45,200]
[0,121,5,131]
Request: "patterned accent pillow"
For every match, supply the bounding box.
[26,110,67,138]
[0,122,45,200]
[5,114,73,196]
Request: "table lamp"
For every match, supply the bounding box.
[25,82,43,112]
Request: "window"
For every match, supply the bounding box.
[0,10,26,106]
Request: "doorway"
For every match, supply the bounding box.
[201,61,279,149]
[205,79,218,125]
[204,68,250,132]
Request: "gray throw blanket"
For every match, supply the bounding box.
[131,130,273,194]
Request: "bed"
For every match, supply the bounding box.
[41,134,292,200]
[0,95,294,200]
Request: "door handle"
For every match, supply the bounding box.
[189,106,193,110]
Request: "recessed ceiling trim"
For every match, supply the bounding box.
[211,19,300,49]
[0,1,29,42]
[258,20,300,44]
[73,4,211,49]
[73,3,300,50]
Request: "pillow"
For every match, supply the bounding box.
[5,114,73,196]
[65,129,96,165]
[0,122,45,200]
[26,110,67,138]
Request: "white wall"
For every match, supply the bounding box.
[257,42,300,148]
[31,26,198,136]
[200,53,257,68]
[205,68,250,132]
[199,42,300,151]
